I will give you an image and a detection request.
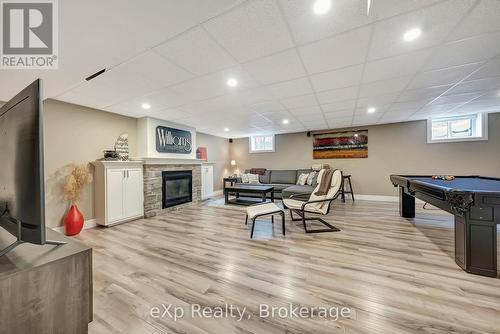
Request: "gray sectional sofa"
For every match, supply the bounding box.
[236,169,318,199]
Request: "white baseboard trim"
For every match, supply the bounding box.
[51,219,97,235]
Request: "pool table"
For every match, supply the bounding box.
[390,175,500,278]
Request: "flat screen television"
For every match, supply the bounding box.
[0,79,64,256]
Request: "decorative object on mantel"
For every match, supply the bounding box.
[62,163,93,236]
[156,126,192,154]
[313,130,368,159]
[197,147,207,161]
[114,133,129,161]
[103,150,119,160]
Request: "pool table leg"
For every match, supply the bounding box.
[399,186,415,218]
[455,216,497,278]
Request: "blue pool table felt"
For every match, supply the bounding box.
[410,177,500,192]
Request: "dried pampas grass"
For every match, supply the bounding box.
[63,163,93,204]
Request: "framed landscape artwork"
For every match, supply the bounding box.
[313,130,368,159]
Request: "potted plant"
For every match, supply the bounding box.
[63,163,93,236]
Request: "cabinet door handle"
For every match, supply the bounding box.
[127,170,129,178]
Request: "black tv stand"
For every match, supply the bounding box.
[0,220,66,257]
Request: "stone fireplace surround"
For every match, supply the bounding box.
[143,159,202,218]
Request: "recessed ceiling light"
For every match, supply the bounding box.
[226,78,238,87]
[313,0,331,15]
[282,119,289,124]
[141,103,151,110]
[224,128,229,132]
[367,107,376,113]
[403,28,422,42]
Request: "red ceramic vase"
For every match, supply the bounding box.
[64,204,84,236]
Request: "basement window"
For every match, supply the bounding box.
[427,113,488,143]
[249,135,275,153]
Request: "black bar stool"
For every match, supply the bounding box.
[341,174,354,202]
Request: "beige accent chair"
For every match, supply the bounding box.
[283,169,343,233]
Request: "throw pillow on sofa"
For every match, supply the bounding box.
[248,174,260,184]
[306,171,317,186]
[241,173,250,183]
[297,173,309,185]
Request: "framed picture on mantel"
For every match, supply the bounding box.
[313,130,368,159]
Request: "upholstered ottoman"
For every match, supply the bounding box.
[245,203,285,239]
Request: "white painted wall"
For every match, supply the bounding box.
[136,117,197,159]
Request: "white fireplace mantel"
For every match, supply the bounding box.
[138,157,209,165]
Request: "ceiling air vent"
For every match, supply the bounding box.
[85,68,106,81]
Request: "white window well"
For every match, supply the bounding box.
[427,113,488,143]
[249,135,275,153]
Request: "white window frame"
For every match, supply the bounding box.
[249,134,275,153]
[427,113,488,144]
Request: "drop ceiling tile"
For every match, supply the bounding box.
[324,109,354,118]
[424,31,500,71]
[468,58,500,80]
[106,98,168,117]
[368,0,474,60]
[416,103,465,116]
[448,0,500,41]
[294,113,325,122]
[316,86,358,104]
[140,87,193,108]
[446,77,500,95]
[408,62,483,90]
[278,0,372,45]
[321,99,356,113]
[56,82,130,109]
[370,0,443,19]
[267,77,314,99]
[248,101,285,114]
[430,92,483,106]
[358,76,412,98]
[377,114,411,124]
[453,92,500,113]
[169,66,257,102]
[354,105,391,116]
[363,49,433,83]
[310,65,363,92]
[301,120,328,130]
[388,100,432,113]
[148,108,190,121]
[203,0,294,62]
[397,84,452,103]
[357,93,400,109]
[259,110,295,122]
[352,114,379,125]
[233,87,275,108]
[243,49,306,85]
[153,27,237,76]
[288,105,322,116]
[95,51,193,96]
[299,26,371,74]
[280,93,318,109]
[181,94,243,114]
[327,121,353,130]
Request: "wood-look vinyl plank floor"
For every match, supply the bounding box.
[76,199,500,334]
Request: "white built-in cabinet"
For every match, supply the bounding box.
[92,161,144,226]
[201,164,214,200]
